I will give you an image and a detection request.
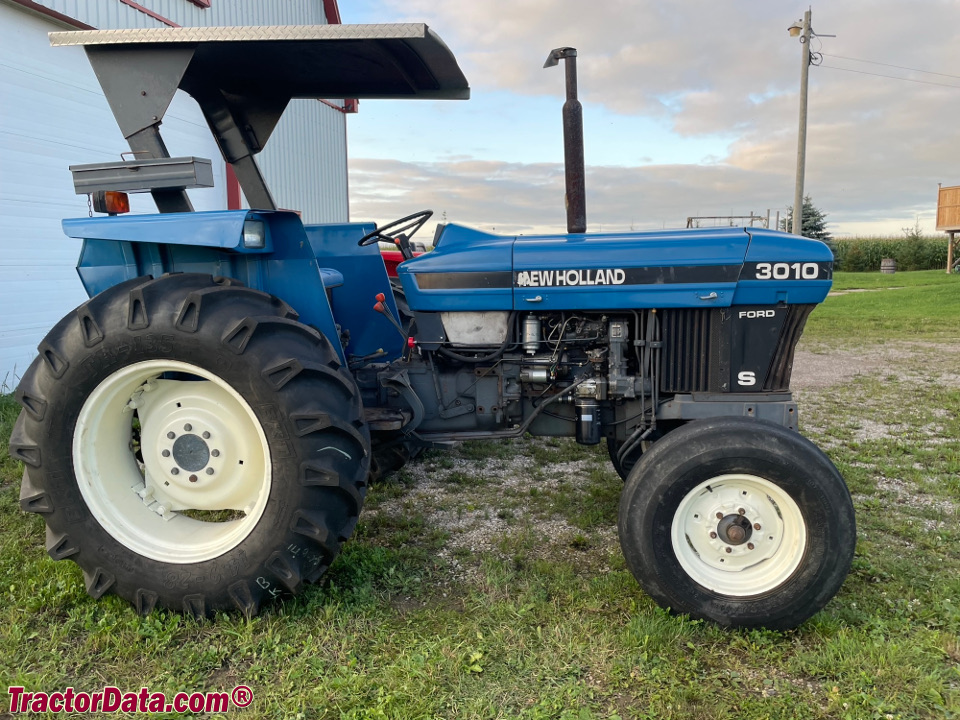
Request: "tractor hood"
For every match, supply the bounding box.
[397,225,833,312]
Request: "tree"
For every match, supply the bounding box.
[780,196,831,241]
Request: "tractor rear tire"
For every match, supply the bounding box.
[618,417,855,630]
[10,274,370,617]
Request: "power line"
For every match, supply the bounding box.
[820,53,960,81]
[818,64,960,90]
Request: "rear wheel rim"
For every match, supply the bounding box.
[670,474,807,596]
[73,360,271,564]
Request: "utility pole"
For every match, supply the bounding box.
[792,9,812,235]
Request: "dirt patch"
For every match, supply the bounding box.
[849,419,904,442]
[793,342,960,390]
[367,441,621,583]
[853,475,957,532]
[827,286,904,297]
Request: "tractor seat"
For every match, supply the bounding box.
[318,267,344,289]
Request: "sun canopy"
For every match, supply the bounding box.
[50,24,469,103]
[50,24,469,211]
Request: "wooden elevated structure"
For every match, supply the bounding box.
[936,184,960,273]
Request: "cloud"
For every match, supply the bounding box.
[351,157,793,236]
[351,0,960,235]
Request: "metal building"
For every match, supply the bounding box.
[0,0,350,384]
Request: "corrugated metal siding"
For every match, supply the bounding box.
[0,0,347,382]
[138,0,326,27]
[26,0,327,28]
[38,0,165,28]
[23,0,347,224]
[0,5,122,382]
[256,100,349,223]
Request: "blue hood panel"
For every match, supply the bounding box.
[398,225,515,310]
[398,225,833,312]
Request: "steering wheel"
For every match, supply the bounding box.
[358,210,434,248]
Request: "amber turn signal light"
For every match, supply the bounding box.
[92,190,130,215]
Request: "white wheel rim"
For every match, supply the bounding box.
[671,474,807,597]
[73,360,271,564]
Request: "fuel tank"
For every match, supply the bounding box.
[397,224,833,312]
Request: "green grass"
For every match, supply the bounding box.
[805,270,960,341]
[2,272,959,718]
[0,393,19,481]
[830,269,959,292]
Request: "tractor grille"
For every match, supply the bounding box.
[763,304,813,391]
[660,308,719,393]
[659,305,814,394]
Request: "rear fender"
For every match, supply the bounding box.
[65,210,347,362]
[303,223,404,362]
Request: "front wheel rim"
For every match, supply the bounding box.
[73,360,272,564]
[671,474,807,597]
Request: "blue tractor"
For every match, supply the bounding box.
[10,24,854,629]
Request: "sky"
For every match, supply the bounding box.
[338,0,960,239]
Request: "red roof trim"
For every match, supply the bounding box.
[321,0,341,24]
[6,0,95,29]
[319,99,348,113]
[116,0,180,27]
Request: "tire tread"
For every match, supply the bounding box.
[10,272,370,617]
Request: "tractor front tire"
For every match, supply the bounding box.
[606,438,636,481]
[10,274,370,617]
[606,427,668,482]
[607,436,653,482]
[618,417,855,630]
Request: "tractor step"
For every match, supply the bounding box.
[363,407,411,431]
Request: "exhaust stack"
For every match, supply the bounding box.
[544,47,586,234]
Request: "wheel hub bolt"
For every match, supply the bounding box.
[747,543,755,550]
[189,474,198,483]
[725,547,732,553]
[171,468,179,475]
[754,523,762,531]
[202,431,211,439]
[162,450,170,458]
[716,512,724,520]
[167,432,176,439]
[206,468,215,475]
[709,531,718,539]
[184,423,192,431]
[211,449,220,458]
[738,508,745,515]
